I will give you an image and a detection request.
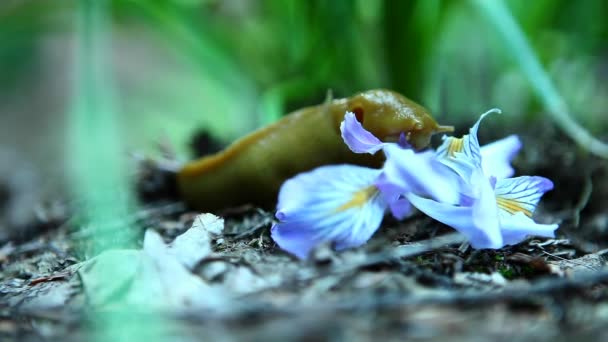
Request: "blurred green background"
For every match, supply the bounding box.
[1,0,607,198]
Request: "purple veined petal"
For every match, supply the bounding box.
[467,108,501,152]
[340,112,386,154]
[406,192,503,249]
[436,152,477,185]
[272,164,387,259]
[380,144,461,205]
[436,108,502,167]
[494,176,554,218]
[499,212,558,246]
[480,135,522,179]
[461,108,501,167]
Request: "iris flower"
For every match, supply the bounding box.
[271,111,558,259]
[399,109,558,248]
[271,114,443,258]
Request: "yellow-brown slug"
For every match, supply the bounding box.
[178,89,452,210]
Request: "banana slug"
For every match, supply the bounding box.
[178,89,453,210]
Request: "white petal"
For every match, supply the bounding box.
[499,212,558,245]
[406,193,503,249]
[470,168,502,247]
[381,144,461,205]
[480,135,522,179]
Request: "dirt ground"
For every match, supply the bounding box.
[1,119,607,341]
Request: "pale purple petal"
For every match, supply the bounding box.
[272,164,386,259]
[499,212,558,245]
[469,168,502,247]
[271,222,321,260]
[494,176,554,217]
[372,172,413,219]
[379,144,461,205]
[389,197,412,220]
[397,132,411,149]
[406,193,503,249]
[467,108,501,153]
[340,112,385,154]
[461,108,501,167]
[277,164,380,214]
[480,135,522,179]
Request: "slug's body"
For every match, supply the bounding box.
[178,89,452,210]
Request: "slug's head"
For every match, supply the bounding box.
[340,89,453,149]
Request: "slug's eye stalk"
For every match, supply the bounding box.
[436,125,455,133]
[408,124,455,150]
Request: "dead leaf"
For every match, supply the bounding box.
[78,214,230,312]
[124,229,228,311]
[169,213,223,269]
[547,253,607,275]
[453,272,507,288]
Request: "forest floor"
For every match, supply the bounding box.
[1,119,607,341]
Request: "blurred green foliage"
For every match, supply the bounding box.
[1,0,606,159]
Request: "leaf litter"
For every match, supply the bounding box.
[1,123,608,340]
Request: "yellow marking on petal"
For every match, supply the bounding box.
[496,197,532,217]
[335,186,379,212]
[447,137,464,156]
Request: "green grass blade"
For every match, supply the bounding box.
[472,0,608,158]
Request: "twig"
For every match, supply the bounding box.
[540,250,600,272]
[350,233,466,270]
[282,233,466,285]
[223,209,274,238]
